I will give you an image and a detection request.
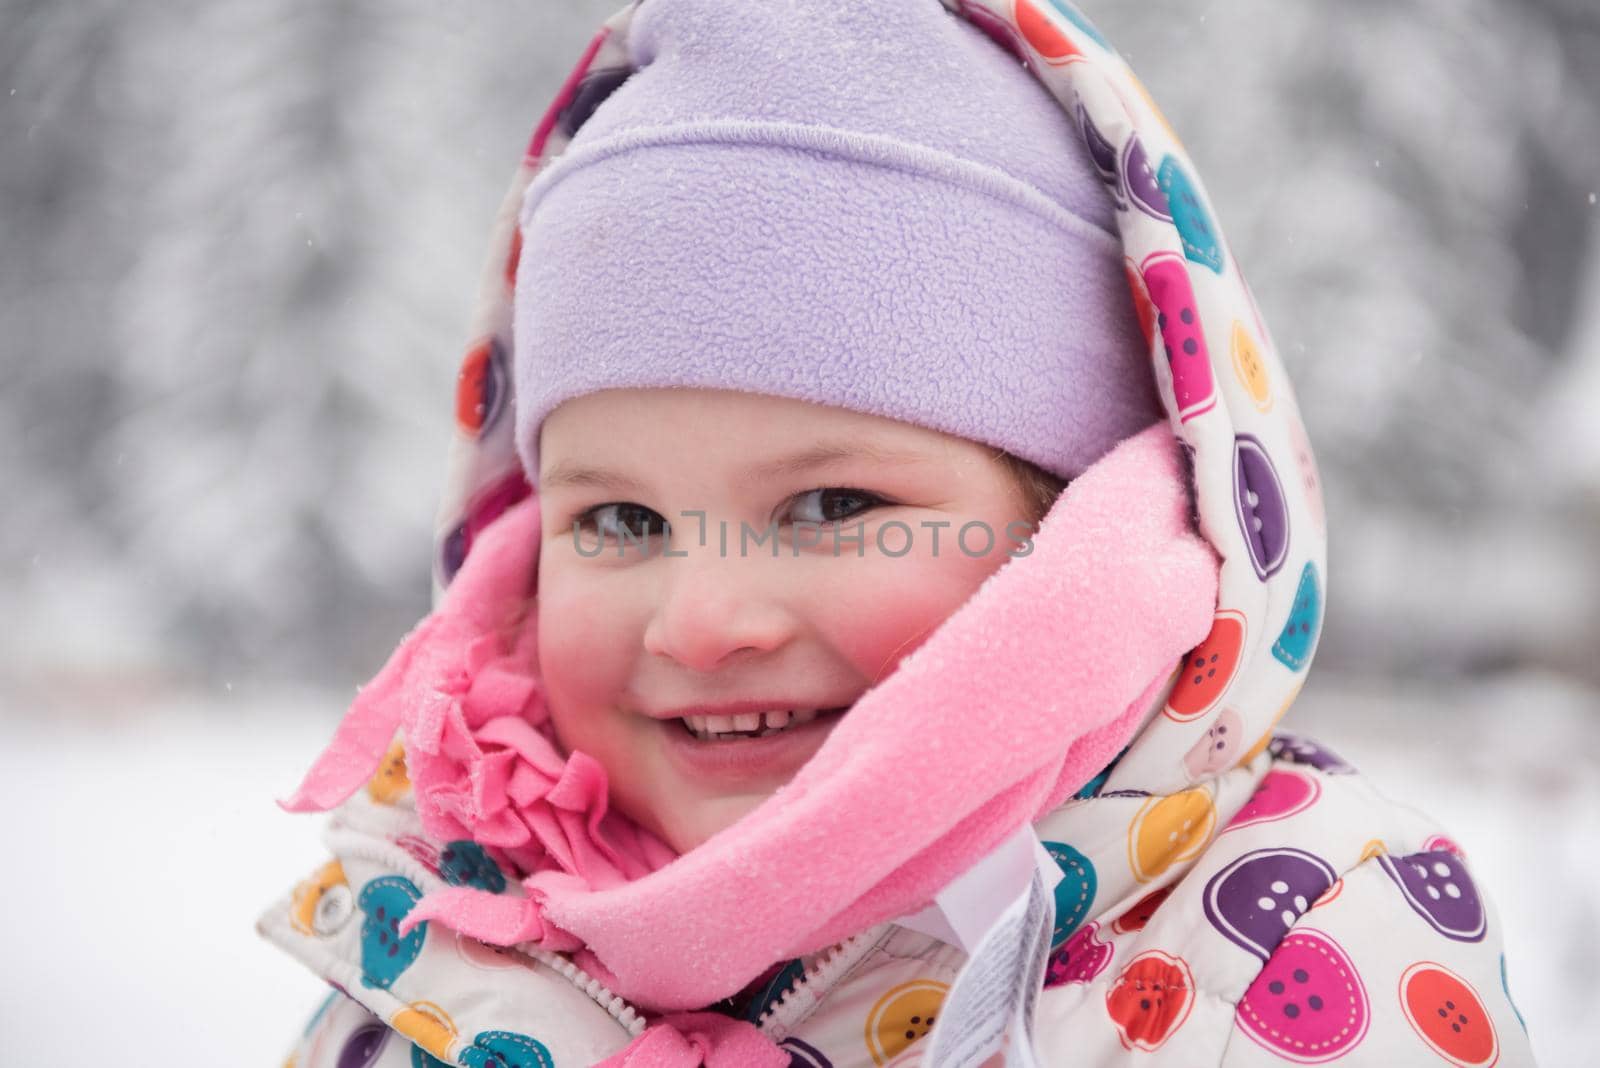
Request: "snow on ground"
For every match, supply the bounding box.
[0,671,1592,1065]
[0,690,339,1062]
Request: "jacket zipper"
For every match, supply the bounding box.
[329,797,651,1036]
[755,923,894,1037]
[513,925,891,1042]
[332,792,886,1043]
[517,945,648,1038]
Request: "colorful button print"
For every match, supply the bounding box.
[1203,848,1337,960]
[1232,320,1273,411]
[1128,788,1216,882]
[1399,962,1499,1066]
[1269,733,1356,775]
[1234,433,1291,580]
[358,876,427,990]
[1166,610,1247,722]
[458,1031,554,1068]
[1123,135,1171,221]
[1142,252,1217,422]
[1158,155,1224,273]
[1184,706,1245,779]
[454,337,507,436]
[1236,929,1370,1063]
[1013,0,1083,65]
[1224,767,1322,834]
[367,740,410,804]
[1112,886,1172,935]
[1380,851,1487,943]
[291,859,352,938]
[337,1023,390,1068]
[1105,951,1195,1052]
[1272,561,1322,671]
[1043,841,1098,947]
[393,1001,457,1063]
[440,840,507,894]
[864,980,949,1066]
[1045,920,1112,988]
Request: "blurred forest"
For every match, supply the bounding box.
[3,0,1598,700]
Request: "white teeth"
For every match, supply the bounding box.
[677,707,837,741]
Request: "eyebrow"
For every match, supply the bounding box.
[540,439,930,494]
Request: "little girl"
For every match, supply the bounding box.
[261,2,1535,1065]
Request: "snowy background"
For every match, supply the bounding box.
[3,0,1597,1064]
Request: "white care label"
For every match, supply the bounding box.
[893,824,1062,1068]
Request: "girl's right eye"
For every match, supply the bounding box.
[574,502,670,543]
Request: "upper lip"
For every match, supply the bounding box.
[642,698,855,721]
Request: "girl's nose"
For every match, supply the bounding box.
[641,553,795,674]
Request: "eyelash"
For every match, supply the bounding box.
[571,487,888,542]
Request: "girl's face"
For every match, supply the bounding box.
[536,388,1035,854]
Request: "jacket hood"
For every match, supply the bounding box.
[284,0,1328,1017]
[433,0,1328,804]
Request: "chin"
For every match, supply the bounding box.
[654,790,774,855]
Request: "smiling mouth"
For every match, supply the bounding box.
[677,706,852,742]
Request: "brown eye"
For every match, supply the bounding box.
[786,488,883,525]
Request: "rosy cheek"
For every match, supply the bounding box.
[817,549,1002,683]
[536,576,637,740]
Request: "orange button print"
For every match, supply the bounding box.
[1129,788,1216,882]
[1231,320,1273,412]
[1014,0,1083,65]
[289,859,349,936]
[367,739,410,804]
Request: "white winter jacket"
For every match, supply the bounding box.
[262,717,1533,1066]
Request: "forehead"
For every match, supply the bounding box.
[535,388,1039,520]
[538,388,959,485]
[544,388,1024,505]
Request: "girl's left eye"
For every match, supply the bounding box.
[784,488,885,525]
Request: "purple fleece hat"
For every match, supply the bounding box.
[513,0,1161,484]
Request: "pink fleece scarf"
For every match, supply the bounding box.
[281,421,1218,1031]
